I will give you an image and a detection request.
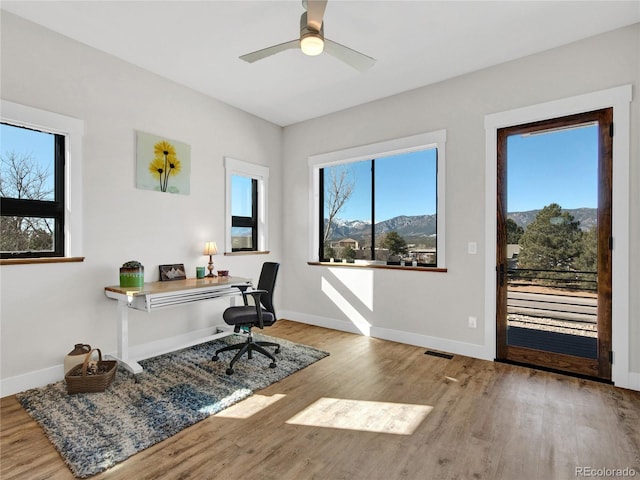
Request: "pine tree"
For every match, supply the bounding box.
[506,218,524,244]
[518,203,583,276]
[575,226,598,272]
[381,231,408,256]
[342,245,356,260]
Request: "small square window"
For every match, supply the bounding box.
[1,100,84,261]
[1,123,65,258]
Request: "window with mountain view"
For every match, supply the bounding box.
[313,131,445,269]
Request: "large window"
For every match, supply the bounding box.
[224,157,269,253]
[310,130,446,269]
[0,101,83,260]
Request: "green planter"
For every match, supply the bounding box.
[119,261,144,288]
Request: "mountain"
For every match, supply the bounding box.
[376,215,437,238]
[326,207,597,244]
[507,208,597,231]
[326,214,437,245]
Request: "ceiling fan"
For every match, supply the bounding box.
[239,0,376,72]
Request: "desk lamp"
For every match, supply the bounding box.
[203,241,218,277]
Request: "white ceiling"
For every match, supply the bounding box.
[2,1,639,126]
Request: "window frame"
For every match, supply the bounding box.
[0,124,65,258]
[0,100,84,261]
[224,157,269,254]
[309,130,447,269]
[230,176,258,251]
[483,84,632,388]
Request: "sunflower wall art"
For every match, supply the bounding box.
[136,131,191,195]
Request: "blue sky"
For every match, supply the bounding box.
[231,174,253,217]
[327,123,598,223]
[1,123,56,198]
[3,121,598,217]
[507,123,598,212]
[331,149,437,222]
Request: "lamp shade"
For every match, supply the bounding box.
[203,241,218,255]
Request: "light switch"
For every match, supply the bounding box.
[468,242,477,254]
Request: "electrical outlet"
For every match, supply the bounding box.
[468,316,477,328]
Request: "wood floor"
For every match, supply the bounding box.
[2,320,639,479]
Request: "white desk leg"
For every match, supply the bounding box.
[115,300,143,375]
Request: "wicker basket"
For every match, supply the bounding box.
[65,348,117,394]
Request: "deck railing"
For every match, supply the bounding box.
[507,267,597,293]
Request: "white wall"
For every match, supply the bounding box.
[0,12,283,394]
[1,11,638,395]
[281,24,639,386]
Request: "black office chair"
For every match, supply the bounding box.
[212,262,280,375]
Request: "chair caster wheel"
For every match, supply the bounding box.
[269,362,276,369]
[226,368,234,375]
[212,355,219,361]
[274,348,280,354]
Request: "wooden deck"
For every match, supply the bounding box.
[2,320,639,480]
[508,291,597,323]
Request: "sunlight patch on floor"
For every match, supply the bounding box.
[286,397,432,435]
[216,393,286,419]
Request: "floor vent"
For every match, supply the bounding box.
[425,350,454,360]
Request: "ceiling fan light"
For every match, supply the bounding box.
[301,34,324,56]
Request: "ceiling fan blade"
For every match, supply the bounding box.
[306,0,328,31]
[324,39,376,72]
[240,40,299,63]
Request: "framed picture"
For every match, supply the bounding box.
[159,264,186,281]
[136,131,191,195]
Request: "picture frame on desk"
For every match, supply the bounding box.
[159,264,186,281]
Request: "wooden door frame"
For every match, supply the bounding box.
[483,85,632,388]
[496,109,612,380]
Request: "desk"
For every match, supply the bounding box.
[105,276,251,374]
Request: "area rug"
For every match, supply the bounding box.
[16,333,329,478]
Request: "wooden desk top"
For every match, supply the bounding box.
[104,276,251,297]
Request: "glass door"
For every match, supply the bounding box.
[496,108,612,380]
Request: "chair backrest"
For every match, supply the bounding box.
[256,262,279,317]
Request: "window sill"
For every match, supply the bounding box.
[307,261,447,273]
[224,251,270,256]
[1,256,85,266]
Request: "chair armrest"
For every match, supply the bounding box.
[234,284,251,306]
[245,290,269,328]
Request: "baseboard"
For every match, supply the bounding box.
[126,325,229,361]
[1,365,65,398]
[1,325,230,398]
[371,324,492,361]
[281,311,640,392]
[280,310,491,361]
[627,372,640,391]
[280,311,364,336]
